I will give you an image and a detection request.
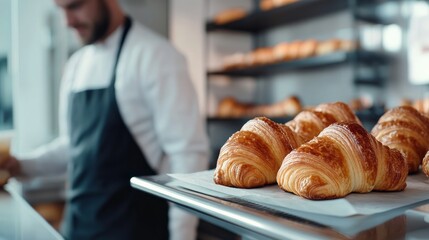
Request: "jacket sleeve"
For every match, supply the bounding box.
[139,43,210,240]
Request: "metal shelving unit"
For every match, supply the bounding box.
[205,0,393,167]
[208,51,388,78]
[206,0,348,32]
[206,0,396,32]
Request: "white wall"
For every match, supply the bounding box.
[11,0,56,153]
[0,0,11,55]
[169,0,208,116]
[120,0,168,37]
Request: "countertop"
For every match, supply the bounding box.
[0,185,63,240]
[131,174,429,240]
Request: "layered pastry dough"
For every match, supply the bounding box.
[286,101,362,142]
[214,117,303,188]
[277,122,407,200]
[371,106,429,173]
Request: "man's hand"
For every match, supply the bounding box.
[0,154,20,187]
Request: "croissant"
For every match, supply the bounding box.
[277,122,407,200]
[371,106,429,173]
[214,117,303,188]
[413,98,429,116]
[422,151,429,177]
[286,101,362,142]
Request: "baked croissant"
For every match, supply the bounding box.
[214,117,303,188]
[422,151,429,177]
[413,98,429,116]
[371,106,429,173]
[277,122,407,200]
[286,101,362,142]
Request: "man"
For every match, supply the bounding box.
[0,0,209,239]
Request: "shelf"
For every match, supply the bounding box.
[208,51,389,78]
[206,0,398,33]
[207,0,348,33]
[208,51,349,77]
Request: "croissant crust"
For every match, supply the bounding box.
[371,106,429,173]
[277,122,407,200]
[286,102,362,142]
[214,117,302,188]
[423,151,429,177]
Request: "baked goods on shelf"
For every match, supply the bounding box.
[213,117,303,188]
[273,41,301,61]
[260,0,299,11]
[286,101,362,142]
[340,39,358,52]
[297,39,318,59]
[277,122,407,200]
[349,98,373,111]
[221,53,247,70]
[213,8,247,25]
[252,47,275,66]
[216,96,302,118]
[217,97,253,118]
[315,39,342,56]
[273,42,290,62]
[218,39,357,71]
[251,95,302,117]
[371,106,429,173]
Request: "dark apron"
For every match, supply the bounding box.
[62,17,169,240]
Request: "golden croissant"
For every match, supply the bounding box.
[214,102,362,188]
[214,117,303,188]
[371,106,429,173]
[277,122,407,200]
[286,101,362,142]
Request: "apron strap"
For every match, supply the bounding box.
[111,16,132,86]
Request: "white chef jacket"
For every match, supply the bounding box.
[18,20,209,240]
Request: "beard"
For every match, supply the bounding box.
[81,0,110,45]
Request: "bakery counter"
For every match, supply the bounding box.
[131,174,429,240]
[0,185,63,240]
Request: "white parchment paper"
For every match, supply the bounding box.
[168,170,429,217]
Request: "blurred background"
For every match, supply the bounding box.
[1,0,429,238]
